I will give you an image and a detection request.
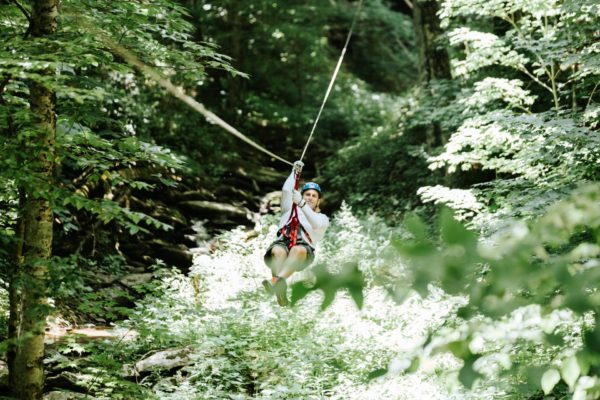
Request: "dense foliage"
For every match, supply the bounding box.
[323,0,600,398]
[2,0,600,398]
[185,0,416,173]
[57,209,473,399]
[419,0,600,230]
[0,0,227,246]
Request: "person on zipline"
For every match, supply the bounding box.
[263,160,329,306]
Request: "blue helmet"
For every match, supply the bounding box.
[301,182,321,195]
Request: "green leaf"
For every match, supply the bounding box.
[583,323,600,353]
[573,388,587,400]
[367,368,388,380]
[447,340,470,359]
[404,213,428,240]
[348,284,364,309]
[387,285,411,305]
[541,368,561,395]
[320,286,337,310]
[439,207,475,246]
[561,356,581,390]
[290,282,311,305]
[458,355,482,389]
[291,263,365,310]
[406,357,420,373]
[128,212,143,224]
[545,333,565,346]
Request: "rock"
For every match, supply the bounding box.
[86,271,116,286]
[147,238,172,247]
[153,376,182,392]
[118,273,153,288]
[123,250,155,267]
[126,260,151,271]
[243,229,260,241]
[44,391,87,400]
[120,363,136,378]
[252,166,284,186]
[178,189,216,201]
[149,205,188,229]
[44,350,86,371]
[155,229,197,248]
[95,286,136,310]
[134,348,194,375]
[231,164,283,188]
[215,185,260,206]
[208,238,221,253]
[45,371,90,393]
[152,245,193,272]
[178,200,251,222]
[260,191,282,214]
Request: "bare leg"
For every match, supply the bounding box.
[278,246,307,279]
[268,245,288,279]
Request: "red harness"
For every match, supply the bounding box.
[282,172,301,248]
[281,171,312,248]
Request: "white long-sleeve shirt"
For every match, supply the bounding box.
[277,170,329,247]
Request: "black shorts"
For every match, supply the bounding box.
[264,237,315,271]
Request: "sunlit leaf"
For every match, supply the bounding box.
[561,356,581,390]
[541,368,561,395]
[367,368,388,380]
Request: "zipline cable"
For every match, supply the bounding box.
[73,0,362,168]
[72,14,294,167]
[299,0,363,162]
[116,46,295,167]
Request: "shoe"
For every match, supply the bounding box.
[262,279,274,295]
[274,278,288,307]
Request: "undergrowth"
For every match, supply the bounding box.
[54,204,586,399]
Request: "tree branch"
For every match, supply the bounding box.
[586,80,600,110]
[10,0,31,22]
[517,65,554,95]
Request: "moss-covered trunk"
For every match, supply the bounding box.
[8,1,58,398]
[413,0,452,148]
[413,0,451,83]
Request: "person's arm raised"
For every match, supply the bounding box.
[281,161,304,212]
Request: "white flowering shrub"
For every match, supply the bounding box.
[447,28,528,77]
[419,0,600,239]
[422,110,600,234]
[458,78,536,113]
[400,185,600,398]
[87,207,506,399]
[123,204,596,400]
[417,186,483,220]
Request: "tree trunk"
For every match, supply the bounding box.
[226,0,242,114]
[7,187,25,388]
[8,1,58,399]
[412,0,451,148]
[413,0,451,83]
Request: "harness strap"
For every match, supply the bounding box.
[282,171,301,248]
[278,224,314,246]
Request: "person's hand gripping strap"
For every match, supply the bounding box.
[293,160,304,175]
[292,190,306,208]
